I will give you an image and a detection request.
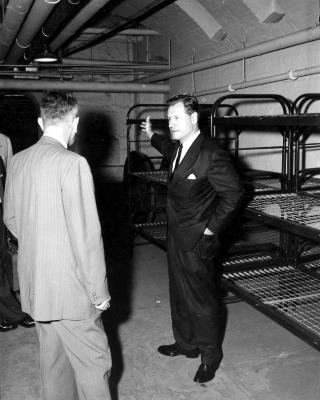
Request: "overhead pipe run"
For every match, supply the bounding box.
[5,0,61,65]
[50,0,112,52]
[62,0,178,57]
[23,0,83,63]
[61,58,168,69]
[0,0,34,63]
[194,65,320,98]
[81,28,161,36]
[140,26,320,83]
[0,79,169,93]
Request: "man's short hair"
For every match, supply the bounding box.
[166,94,199,115]
[40,91,78,122]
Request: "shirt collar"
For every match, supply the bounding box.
[43,133,67,149]
[180,129,200,153]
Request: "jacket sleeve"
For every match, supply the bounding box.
[206,147,244,235]
[4,136,13,170]
[3,161,17,238]
[62,156,109,305]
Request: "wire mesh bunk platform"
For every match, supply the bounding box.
[222,262,320,350]
[129,170,283,194]
[129,170,167,186]
[133,219,281,267]
[245,192,320,241]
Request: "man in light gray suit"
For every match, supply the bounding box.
[4,91,111,400]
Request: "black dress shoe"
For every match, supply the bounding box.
[193,363,218,383]
[0,320,18,332]
[157,343,199,358]
[17,315,35,328]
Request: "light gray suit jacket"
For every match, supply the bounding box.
[3,136,109,321]
[0,132,13,170]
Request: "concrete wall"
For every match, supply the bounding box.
[25,33,320,182]
[169,39,320,174]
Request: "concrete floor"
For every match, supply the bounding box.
[1,236,319,400]
[1,181,319,400]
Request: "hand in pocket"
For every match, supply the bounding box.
[196,233,220,260]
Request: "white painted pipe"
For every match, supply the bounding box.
[0,79,169,93]
[194,65,320,97]
[141,26,320,83]
[5,0,60,64]
[0,0,34,62]
[81,28,160,36]
[61,58,168,69]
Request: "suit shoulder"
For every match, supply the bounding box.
[63,151,91,174]
[201,135,227,153]
[66,151,89,165]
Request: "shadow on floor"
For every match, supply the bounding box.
[94,179,135,400]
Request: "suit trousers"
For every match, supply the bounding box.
[0,291,27,322]
[167,233,224,366]
[35,316,111,400]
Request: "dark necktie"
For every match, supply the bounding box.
[172,143,183,174]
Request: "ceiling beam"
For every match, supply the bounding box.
[176,0,226,41]
[242,0,285,24]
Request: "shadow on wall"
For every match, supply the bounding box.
[74,111,135,399]
[73,110,116,176]
[0,94,39,154]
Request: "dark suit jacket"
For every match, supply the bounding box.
[4,136,109,321]
[151,132,244,251]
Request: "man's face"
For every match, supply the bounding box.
[167,101,197,142]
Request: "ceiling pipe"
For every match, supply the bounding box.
[81,28,161,36]
[50,0,112,52]
[0,0,34,63]
[139,26,320,83]
[0,79,169,93]
[62,0,177,57]
[61,58,168,69]
[194,65,320,97]
[5,0,61,65]
[23,0,84,63]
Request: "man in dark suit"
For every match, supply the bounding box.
[141,94,244,383]
[4,91,111,399]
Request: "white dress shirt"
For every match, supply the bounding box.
[172,130,201,171]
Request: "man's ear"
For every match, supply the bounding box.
[37,117,44,131]
[191,112,198,124]
[73,116,79,133]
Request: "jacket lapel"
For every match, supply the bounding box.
[171,134,203,180]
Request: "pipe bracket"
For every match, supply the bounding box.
[228,83,236,92]
[288,70,298,80]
